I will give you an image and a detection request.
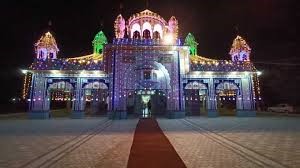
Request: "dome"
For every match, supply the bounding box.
[113,9,179,40]
[229,35,251,55]
[229,35,251,62]
[35,32,59,52]
[128,9,167,26]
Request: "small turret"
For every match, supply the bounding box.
[229,35,251,62]
[92,31,107,54]
[114,14,126,38]
[168,16,179,39]
[35,32,59,60]
[184,33,198,56]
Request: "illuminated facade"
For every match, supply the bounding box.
[23,9,261,119]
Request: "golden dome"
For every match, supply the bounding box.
[128,9,167,25]
[229,35,251,55]
[35,32,59,51]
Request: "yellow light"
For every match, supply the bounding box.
[257,71,262,76]
[21,69,28,74]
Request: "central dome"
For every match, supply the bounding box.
[128,9,167,26]
[114,9,178,40]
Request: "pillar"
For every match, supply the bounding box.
[236,77,256,117]
[72,78,85,119]
[29,74,50,119]
[207,78,218,117]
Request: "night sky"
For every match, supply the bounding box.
[1,0,299,107]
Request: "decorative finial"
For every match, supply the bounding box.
[48,20,52,27]
[100,20,104,29]
[119,0,123,13]
[146,0,149,9]
[234,24,239,36]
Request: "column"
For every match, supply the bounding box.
[237,77,256,117]
[29,74,50,119]
[207,78,218,117]
[71,78,85,118]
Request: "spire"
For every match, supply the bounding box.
[119,0,124,14]
[146,0,149,9]
[114,14,126,38]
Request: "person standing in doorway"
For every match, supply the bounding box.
[147,101,151,117]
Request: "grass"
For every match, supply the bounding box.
[50,109,71,118]
[0,113,28,120]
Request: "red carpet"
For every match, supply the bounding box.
[127,118,186,168]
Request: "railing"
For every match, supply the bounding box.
[112,38,183,46]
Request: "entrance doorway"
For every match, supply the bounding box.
[216,82,239,116]
[134,90,167,118]
[47,81,73,118]
[184,81,208,116]
[141,95,151,118]
[83,82,109,116]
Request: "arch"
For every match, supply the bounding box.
[142,29,151,39]
[153,31,161,40]
[131,23,141,38]
[215,81,240,116]
[153,24,163,38]
[216,81,239,91]
[123,61,171,91]
[46,81,74,117]
[133,31,141,39]
[142,22,152,38]
[122,61,170,116]
[84,81,108,90]
[185,81,207,90]
[48,81,73,91]
[83,81,109,116]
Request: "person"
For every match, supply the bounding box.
[147,101,151,114]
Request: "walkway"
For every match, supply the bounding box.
[0,116,299,167]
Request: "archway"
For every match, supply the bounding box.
[123,61,170,118]
[47,81,74,118]
[133,31,141,39]
[153,31,161,40]
[216,81,239,116]
[184,81,207,116]
[153,24,163,38]
[142,29,151,39]
[83,81,109,116]
[142,22,152,38]
[131,23,141,38]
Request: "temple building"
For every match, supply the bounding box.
[22,9,261,119]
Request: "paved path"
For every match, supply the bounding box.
[0,118,138,168]
[158,117,300,168]
[50,119,138,168]
[0,116,299,168]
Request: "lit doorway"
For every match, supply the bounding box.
[141,95,151,118]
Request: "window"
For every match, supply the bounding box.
[153,31,160,40]
[143,70,151,80]
[49,52,54,59]
[39,51,44,59]
[143,29,151,39]
[234,55,238,61]
[133,31,141,39]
